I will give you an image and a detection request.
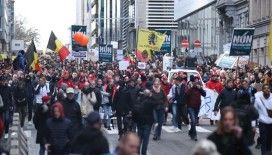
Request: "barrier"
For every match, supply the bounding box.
[9,113,28,155]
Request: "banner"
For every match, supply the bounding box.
[136,29,166,61]
[88,48,99,62]
[71,25,87,52]
[216,54,237,69]
[157,30,171,54]
[116,49,124,61]
[137,62,146,69]
[230,28,255,56]
[99,44,113,62]
[72,51,87,58]
[163,55,174,71]
[118,61,129,70]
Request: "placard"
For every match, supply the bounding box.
[99,44,113,62]
[137,62,146,69]
[119,61,129,70]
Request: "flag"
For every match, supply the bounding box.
[269,19,272,62]
[136,29,166,62]
[25,40,40,71]
[47,31,70,62]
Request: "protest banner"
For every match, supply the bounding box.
[99,44,113,62]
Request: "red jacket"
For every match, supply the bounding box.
[161,82,171,96]
[206,80,223,94]
[186,87,206,108]
[57,78,74,90]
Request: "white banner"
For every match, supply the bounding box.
[118,61,129,70]
[199,88,219,120]
[137,62,146,69]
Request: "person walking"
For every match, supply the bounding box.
[33,96,51,155]
[151,79,167,141]
[45,103,72,155]
[208,107,252,155]
[186,81,206,141]
[254,84,272,155]
[61,87,83,138]
[214,79,237,115]
[34,77,50,110]
[14,76,28,127]
[69,111,110,155]
[25,74,35,123]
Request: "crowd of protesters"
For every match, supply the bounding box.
[0,51,271,155]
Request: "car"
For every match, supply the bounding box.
[167,69,204,85]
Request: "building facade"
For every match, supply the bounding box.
[175,0,219,56]
[0,0,13,52]
[249,0,271,65]
[123,0,177,50]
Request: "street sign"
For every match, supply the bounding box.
[229,28,255,56]
[71,25,87,52]
[181,39,189,48]
[11,40,24,51]
[99,44,113,62]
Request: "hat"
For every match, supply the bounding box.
[66,87,75,94]
[42,96,51,103]
[85,111,101,125]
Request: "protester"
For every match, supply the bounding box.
[151,79,167,141]
[134,89,156,155]
[168,76,188,131]
[114,132,140,155]
[214,79,237,115]
[61,87,83,137]
[113,81,131,138]
[186,81,206,141]
[233,91,259,146]
[33,96,51,155]
[25,74,35,122]
[35,77,50,109]
[254,84,272,155]
[13,75,27,127]
[45,103,72,155]
[70,111,110,155]
[208,106,252,155]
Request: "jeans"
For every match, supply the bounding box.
[172,103,178,127]
[16,104,27,127]
[137,124,152,155]
[187,107,199,138]
[153,108,165,138]
[27,99,33,121]
[259,122,272,155]
[102,104,112,128]
[39,144,45,155]
[2,110,12,134]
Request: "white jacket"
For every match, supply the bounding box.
[254,91,272,124]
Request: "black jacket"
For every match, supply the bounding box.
[61,98,83,136]
[113,86,131,115]
[45,117,72,153]
[14,80,27,106]
[214,88,237,111]
[69,126,110,155]
[0,84,12,112]
[174,84,187,105]
[86,87,102,110]
[33,104,50,144]
[208,131,252,155]
[134,95,156,125]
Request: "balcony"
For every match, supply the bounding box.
[216,0,234,9]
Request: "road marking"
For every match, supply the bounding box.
[24,130,32,138]
[103,128,119,135]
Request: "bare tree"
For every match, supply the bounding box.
[15,17,40,46]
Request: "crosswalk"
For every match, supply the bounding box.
[103,125,212,135]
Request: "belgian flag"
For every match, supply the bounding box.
[25,40,40,71]
[47,31,70,62]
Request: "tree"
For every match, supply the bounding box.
[15,17,40,46]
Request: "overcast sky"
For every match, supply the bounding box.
[15,0,77,50]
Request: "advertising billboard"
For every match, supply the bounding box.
[174,0,216,20]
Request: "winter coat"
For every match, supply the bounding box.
[185,87,206,108]
[134,95,156,125]
[14,80,27,106]
[81,91,96,116]
[0,85,12,112]
[45,117,72,154]
[214,88,237,111]
[150,89,167,110]
[69,126,110,155]
[86,87,102,110]
[61,98,83,136]
[33,104,50,144]
[112,86,131,115]
[208,131,252,155]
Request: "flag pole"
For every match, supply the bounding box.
[236,56,240,79]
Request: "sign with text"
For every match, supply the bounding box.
[157,30,171,53]
[118,61,129,70]
[72,51,87,58]
[230,28,255,56]
[137,62,146,69]
[99,44,113,62]
[11,40,24,51]
[71,25,87,52]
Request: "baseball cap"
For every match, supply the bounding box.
[66,87,75,94]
